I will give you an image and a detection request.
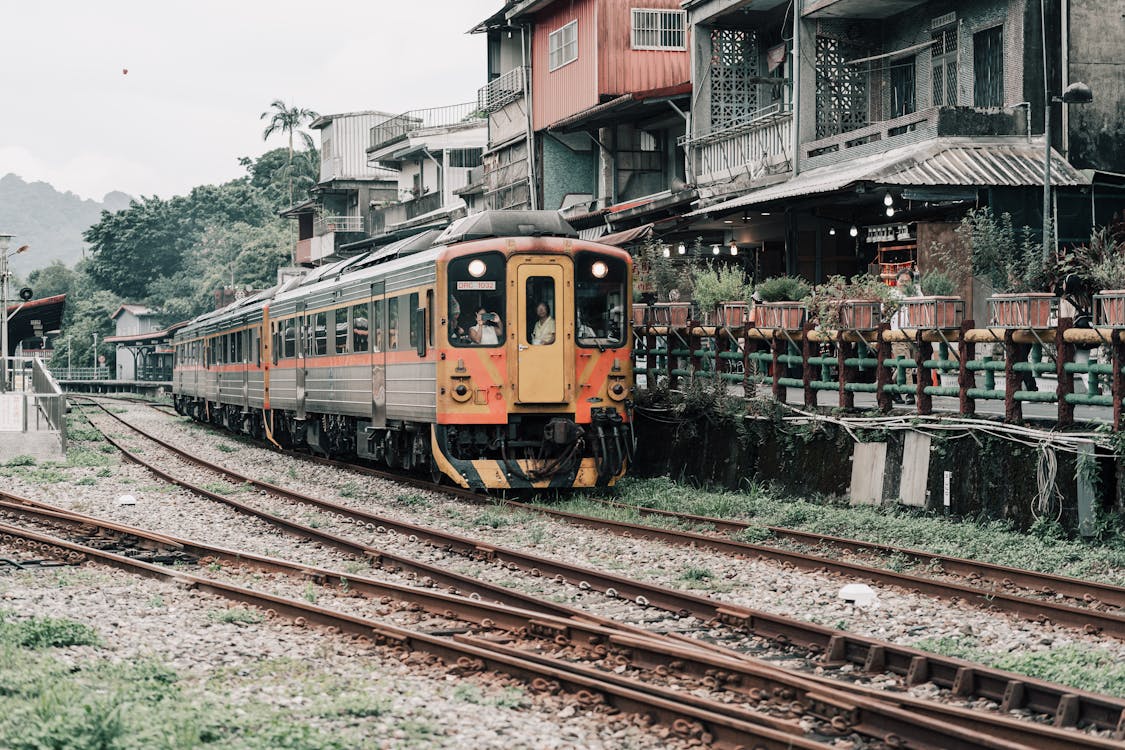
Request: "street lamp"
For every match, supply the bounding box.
[1042,81,1093,260]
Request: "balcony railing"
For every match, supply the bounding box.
[404,192,444,221]
[683,105,793,182]
[369,102,485,152]
[314,215,364,235]
[478,67,527,113]
[803,108,939,165]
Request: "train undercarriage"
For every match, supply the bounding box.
[172,396,633,490]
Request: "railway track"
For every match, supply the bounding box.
[75,399,1125,736]
[2,489,1118,750]
[138,402,1125,637]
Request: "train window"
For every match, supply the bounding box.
[352,303,369,352]
[426,290,434,347]
[283,321,296,359]
[448,253,505,347]
[335,308,349,354]
[235,330,244,363]
[576,253,627,349]
[387,297,400,351]
[408,293,419,351]
[314,312,328,356]
[525,277,556,346]
[372,300,384,352]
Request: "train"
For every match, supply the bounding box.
[171,211,635,490]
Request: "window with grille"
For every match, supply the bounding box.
[631,9,686,50]
[889,61,916,118]
[931,27,958,106]
[815,36,869,138]
[710,29,760,130]
[549,20,578,71]
[448,148,483,168]
[973,25,1004,108]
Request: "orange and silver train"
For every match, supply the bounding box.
[172,211,634,490]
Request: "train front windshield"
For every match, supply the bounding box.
[575,253,627,348]
[448,253,506,347]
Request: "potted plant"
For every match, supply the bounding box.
[899,271,965,329]
[805,274,898,332]
[691,263,750,327]
[1085,223,1125,326]
[753,275,811,330]
[934,207,1052,328]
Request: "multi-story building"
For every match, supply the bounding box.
[364,104,488,240]
[683,0,1121,298]
[472,0,695,237]
[283,111,399,266]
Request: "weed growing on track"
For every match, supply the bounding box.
[0,618,355,749]
[914,636,1125,697]
[209,607,263,625]
[566,477,1125,586]
[216,443,239,453]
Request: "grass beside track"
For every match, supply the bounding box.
[544,476,1125,587]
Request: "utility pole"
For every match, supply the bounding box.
[0,233,12,393]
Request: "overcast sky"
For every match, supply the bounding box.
[0,0,499,201]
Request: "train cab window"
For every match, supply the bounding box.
[372,300,385,352]
[448,253,505,347]
[352,304,370,352]
[387,297,400,351]
[576,254,627,349]
[314,312,328,356]
[525,277,556,346]
[335,308,349,354]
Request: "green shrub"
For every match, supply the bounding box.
[691,263,749,311]
[754,275,811,302]
[920,270,957,296]
[0,612,100,649]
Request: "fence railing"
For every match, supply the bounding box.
[369,102,485,152]
[632,318,1125,431]
[478,67,527,113]
[314,215,364,234]
[51,366,112,381]
[30,358,66,450]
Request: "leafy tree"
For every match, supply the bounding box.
[239,147,319,210]
[27,261,78,299]
[260,100,319,206]
[83,196,184,299]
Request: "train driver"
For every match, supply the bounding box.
[531,301,555,345]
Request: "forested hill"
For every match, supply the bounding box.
[0,174,132,275]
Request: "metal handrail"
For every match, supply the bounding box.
[369,102,485,151]
[478,67,527,113]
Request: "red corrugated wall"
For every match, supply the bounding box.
[597,0,689,97]
[532,0,690,130]
[532,0,600,131]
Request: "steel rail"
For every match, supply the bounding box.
[483,499,1125,638]
[83,401,1125,734]
[579,498,1125,610]
[1,492,1109,750]
[0,518,843,750]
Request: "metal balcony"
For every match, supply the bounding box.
[369,102,485,152]
[477,68,527,113]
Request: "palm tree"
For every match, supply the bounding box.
[260,99,319,207]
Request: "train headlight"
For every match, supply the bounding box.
[591,260,608,279]
[468,259,487,278]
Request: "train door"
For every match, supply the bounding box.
[295,302,307,421]
[239,322,250,410]
[514,260,568,403]
[371,281,386,429]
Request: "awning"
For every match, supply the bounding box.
[6,294,66,354]
[547,82,691,133]
[597,223,655,247]
[687,137,1089,217]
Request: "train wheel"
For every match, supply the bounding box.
[429,456,444,486]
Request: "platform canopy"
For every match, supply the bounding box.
[5,294,66,355]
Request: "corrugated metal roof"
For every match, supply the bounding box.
[687,138,1088,217]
